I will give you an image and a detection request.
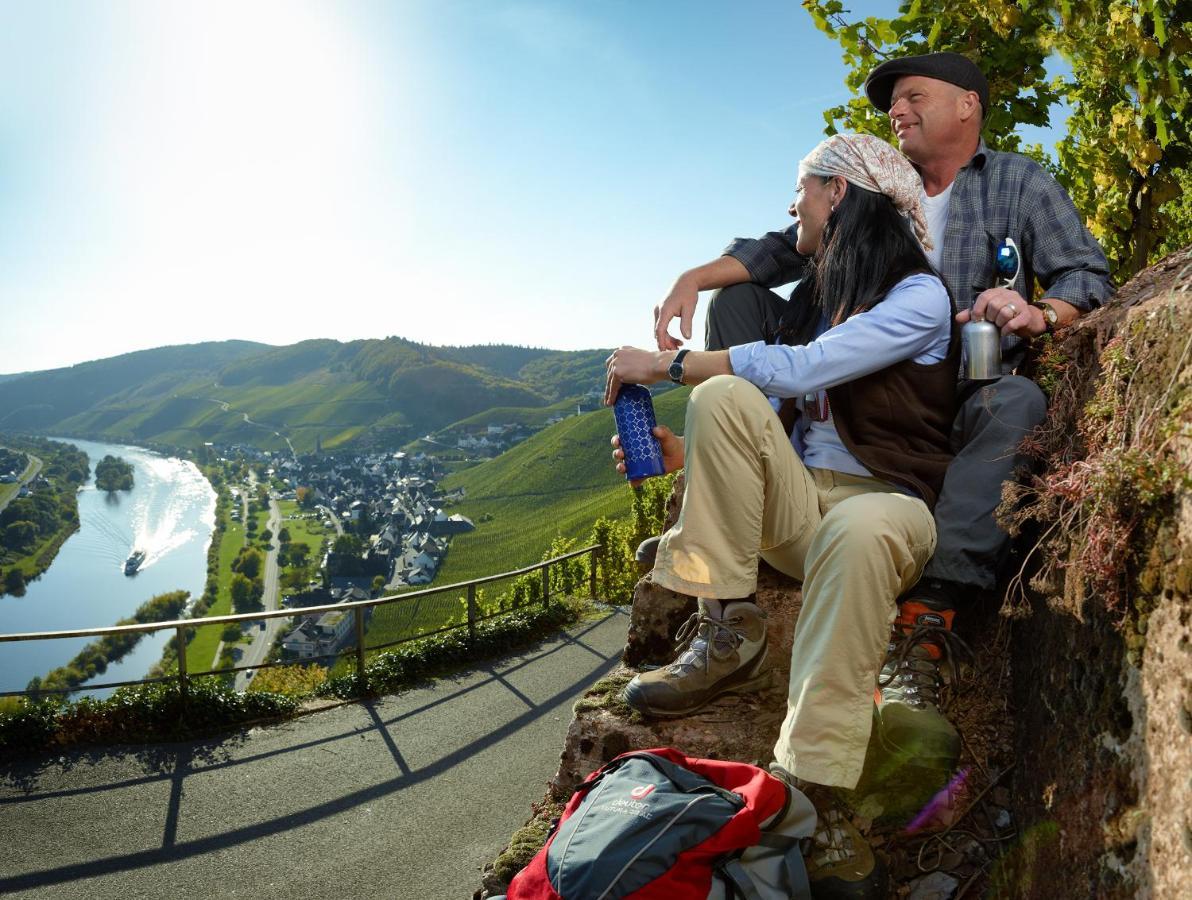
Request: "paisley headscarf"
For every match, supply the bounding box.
[799,133,931,250]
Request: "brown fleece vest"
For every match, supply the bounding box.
[826,323,961,509]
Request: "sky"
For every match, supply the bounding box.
[0,1,1057,374]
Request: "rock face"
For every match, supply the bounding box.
[479,248,1192,898]
[997,246,1192,898]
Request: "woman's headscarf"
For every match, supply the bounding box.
[799,133,931,250]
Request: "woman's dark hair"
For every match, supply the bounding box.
[779,177,934,346]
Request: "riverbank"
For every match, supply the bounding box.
[0,436,89,598]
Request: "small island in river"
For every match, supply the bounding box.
[94,455,134,491]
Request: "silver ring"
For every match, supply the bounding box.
[1007,303,1017,317]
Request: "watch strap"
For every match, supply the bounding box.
[668,349,690,384]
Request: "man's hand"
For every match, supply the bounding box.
[603,346,669,406]
[611,426,684,486]
[654,275,699,351]
[959,287,1047,338]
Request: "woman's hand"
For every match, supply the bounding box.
[604,346,669,406]
[611,426,684,487]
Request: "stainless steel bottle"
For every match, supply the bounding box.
[962,319,1002,380]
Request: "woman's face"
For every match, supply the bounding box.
[791,174,842,255]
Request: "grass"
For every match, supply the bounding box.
[185,515,245,673]
[360,387,686,652]
[434,387,687,584]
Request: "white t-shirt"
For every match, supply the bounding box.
[920,183,953,271]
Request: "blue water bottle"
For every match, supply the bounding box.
[613,384,666,481]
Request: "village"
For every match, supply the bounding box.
[217,444,476,666]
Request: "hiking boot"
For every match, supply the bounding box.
[622,598,769,718]
[873,587,971,774]
[768,765,888,900]
[635,535,661,571]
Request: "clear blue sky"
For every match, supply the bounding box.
[0,1,993,373]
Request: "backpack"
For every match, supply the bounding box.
[499,747,816,900]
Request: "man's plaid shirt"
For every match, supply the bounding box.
[723,141,1113,370]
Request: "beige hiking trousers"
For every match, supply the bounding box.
[652,375,937,789]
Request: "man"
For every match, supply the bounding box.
[642,52,1111,785]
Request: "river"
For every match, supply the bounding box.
[0,438,216,697]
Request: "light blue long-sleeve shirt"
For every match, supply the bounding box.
[728,272,952,477]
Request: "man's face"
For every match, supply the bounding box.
[887,75,970,160]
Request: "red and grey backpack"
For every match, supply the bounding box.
[499,747,815,900]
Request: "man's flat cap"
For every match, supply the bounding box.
[864,51,989,112]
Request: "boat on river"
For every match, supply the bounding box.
[124,550,146,575]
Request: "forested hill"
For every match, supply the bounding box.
[0,337,611,452]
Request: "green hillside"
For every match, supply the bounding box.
[0,338,613,453]
[435,387,689,584]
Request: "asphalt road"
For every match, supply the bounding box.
[0,606,629,900]
[234,494,282,691]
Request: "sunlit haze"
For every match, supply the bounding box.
[3,1,911,372]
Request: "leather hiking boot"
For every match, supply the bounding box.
[874,591,971,774]
[768,765,888,900]
[622,598,769,718]
[635,535,661,572]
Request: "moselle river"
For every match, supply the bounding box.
[1,438,216,697]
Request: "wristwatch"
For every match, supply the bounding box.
[667,349,690,384]
[1032,302,1059,334]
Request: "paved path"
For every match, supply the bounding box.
[0,607,629,900]
[235,493,283,690]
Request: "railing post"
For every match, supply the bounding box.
[354,606,367,692]
[176,625,189,706]
[467,584,477,639]
[541,562,550,607]
[589,547,597,601]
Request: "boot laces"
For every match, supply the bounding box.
[806,808,860,866]
[878,622,972,709]
[668,610,743,674]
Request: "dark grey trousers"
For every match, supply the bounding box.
[706,282,1048,595]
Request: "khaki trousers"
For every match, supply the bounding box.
[652,376,937,789]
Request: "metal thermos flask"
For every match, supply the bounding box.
[962,319,1002,380]
[613,384,666,481]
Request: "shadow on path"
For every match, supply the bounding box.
[0,608,626,893]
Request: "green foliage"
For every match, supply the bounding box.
[93,455,134,491]
[246,664,328,697]
[801,0,1192,278]
[230,572,263,613]
[0,436,87,594]
[231,546,263,580]
[32,591,190,695]
[322,600,585,699]
[0,338,621,453]
[1051,1,1191,276]
[4,520,36,552]
[0,681,298,757]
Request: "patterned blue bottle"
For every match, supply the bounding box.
[613,384,666,481]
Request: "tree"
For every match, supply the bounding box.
[232,547,264,580]
[277,527,291,544]
[4,520,37,552]
[371,575,386,595]
[4,567,26,596]
[332,533,364,557]
[802,0,1191,279]
[260,528,273,545]
[230,573,263,613]
[296,486,314,508]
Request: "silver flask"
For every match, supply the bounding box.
[962,319,1002,380]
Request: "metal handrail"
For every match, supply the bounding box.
[1,543,602,700]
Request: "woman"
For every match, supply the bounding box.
[605,133,958,898]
